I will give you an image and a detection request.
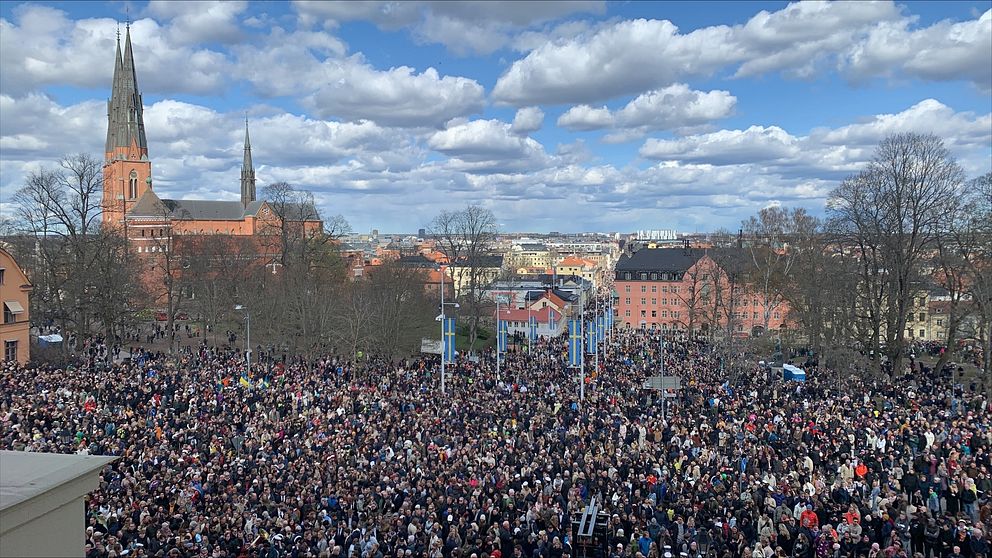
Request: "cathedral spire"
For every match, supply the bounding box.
[241,116,256,208]
[106,24,147,158]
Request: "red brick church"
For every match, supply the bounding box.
[101,26,322,251]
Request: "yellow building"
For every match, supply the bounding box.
[554,256,600,287]
[1,248,32,364]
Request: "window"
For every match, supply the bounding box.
[625,285,630,293]
[640,298,646,305]
[0,268,4,284]
[673,312,680,319]
[737,324,744,332]
[624,310,630,317]
[662,310,669,318]
[640,273,648,281]
[651,310,657,318]
[4,340,16,362]
[936,319,943,326]
[753,312,758,320]
[662,286,668,293]
[650,273,658,280]
[773,312,781,320]
[624,298,631,305]
[640,310,646,317]
[919,313,926,322]
[128,170,138,199]
[919,329,925,337]
[671,286,678,294]
[651,286,657,293]
[641,286,646,293]
[661,298,667,305]
[3,301,23,324]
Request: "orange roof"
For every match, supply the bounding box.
[557,256,588,267]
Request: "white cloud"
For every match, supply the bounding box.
[427,119,550,173]
[301,63,485,128]
[557,105,614,131]
[511,107,544,135]
[492,2,990,105]
[293,0,605,55]
[558,84,736,140]
[146,0,248,45]
[841,9,992,92]
[640,126,801,166]
[0,5,233,96]
[640,100,992,180]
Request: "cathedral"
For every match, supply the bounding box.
[101,26,320,250]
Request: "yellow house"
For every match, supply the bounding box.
[1,248,32,364]
[554,255,600,286]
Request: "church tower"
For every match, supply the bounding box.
[103,25,152,228]
[241,118,256,207]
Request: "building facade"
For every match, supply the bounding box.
[614,246,790,335]
[0,248,32,364]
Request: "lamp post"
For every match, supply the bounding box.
[234,304,250,371]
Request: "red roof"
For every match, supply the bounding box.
[494,306,563,323]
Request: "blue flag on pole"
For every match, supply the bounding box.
[497,319,508,354]
[568,319,582,367]
[528,316,538,342]
[586,321,597,354]
[597,314,605,341]
[443,317,456,361]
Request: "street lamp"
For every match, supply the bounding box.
[234,304,250,372]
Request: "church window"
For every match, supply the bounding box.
[128,171,138,199]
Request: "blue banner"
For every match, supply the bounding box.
[568,319,582,367]
[443,318,456,361]
[497,320,508,354]
[597,314,605,342]
[607,309,613,330]
[528,316,538,342]
[586,321,597,354]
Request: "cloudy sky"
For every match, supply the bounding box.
[1,1,989,233]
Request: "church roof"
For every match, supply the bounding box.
[128,194,267,221]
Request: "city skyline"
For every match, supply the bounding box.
[1,0,990,233]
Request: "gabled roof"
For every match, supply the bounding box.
[397,255,437,268]
[614,247,704,272]
[494,306,563,324]
[128,196,276,222]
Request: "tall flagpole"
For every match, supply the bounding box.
[580,306,585,402]
[594,296,599,380]
[440,268,446,395]
[496,296,501,384]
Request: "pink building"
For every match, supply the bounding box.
[614,246,790,336]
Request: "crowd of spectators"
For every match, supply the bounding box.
[1,316,988,558]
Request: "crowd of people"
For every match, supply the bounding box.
[1,300,989,558]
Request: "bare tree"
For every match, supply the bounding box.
[428,205,499,351]
[12,153,137,341]
[956,173,992,388]
[742,207,805,334]
[828,133,965,376]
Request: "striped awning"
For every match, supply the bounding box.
[3,300,25,313]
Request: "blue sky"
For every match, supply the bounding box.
[1,1,989,233]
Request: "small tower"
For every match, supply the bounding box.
[102,24,152,228]
[241,117,256,208]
